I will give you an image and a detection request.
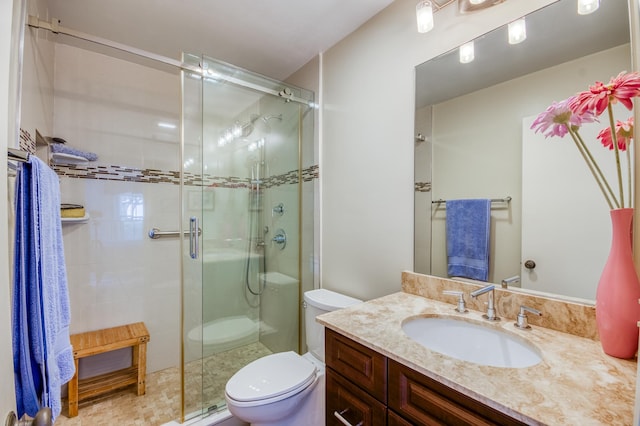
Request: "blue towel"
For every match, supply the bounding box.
[12,156,75,422]
[50,143,98,161]
[445,199,491,281]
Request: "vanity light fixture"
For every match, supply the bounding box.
[577,0,599,15]
[458,0,506,14]
[459,41,474,63]
[416,0,434,33]
[508,17,526,45]
[419,0,505,33]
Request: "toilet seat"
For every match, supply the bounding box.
[225,351,317,406]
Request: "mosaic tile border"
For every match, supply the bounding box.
[20,128,319,188]
[19,129,36,154]
[16,128,320,188]
[302,165,318,182]
[415,181,431,192]
[52,163,319,188]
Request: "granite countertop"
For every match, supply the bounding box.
[317,291,637,425]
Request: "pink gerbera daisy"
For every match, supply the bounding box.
[530,96,596,138]
[598,117,634,151]
[570,71,640,116]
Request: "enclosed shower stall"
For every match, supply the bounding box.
[181,54,314,420]
[14,10,314,422]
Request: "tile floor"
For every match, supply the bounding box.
[54,342,272,426]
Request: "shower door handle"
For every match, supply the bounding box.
[189,217,199,259]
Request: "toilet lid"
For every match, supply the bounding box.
[225,351,317,402]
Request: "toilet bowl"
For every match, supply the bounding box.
[225,289,362,426]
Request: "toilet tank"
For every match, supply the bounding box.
[304,289,362,362]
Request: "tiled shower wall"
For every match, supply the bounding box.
[51,44,182,374]
[19,43,318,375]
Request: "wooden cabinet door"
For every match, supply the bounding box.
[388,410,419,426]
[326,328,387,402]
[388,360,527,426]
[327,367,387,426]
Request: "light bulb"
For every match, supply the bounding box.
[469,0,486,4]
[577,0,599,15]
[459,41,474,64]
[416,1,434,33]
[508,17,526,45]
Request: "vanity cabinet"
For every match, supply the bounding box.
[326,328,527,426]
[325,327,387,426]
[388,360,526,426]
[326,369,387,426]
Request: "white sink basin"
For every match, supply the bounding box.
[402,316,542,368]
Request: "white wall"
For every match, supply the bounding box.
[0,0,20,418]
[320,0,555,301]
[20,0,55,139]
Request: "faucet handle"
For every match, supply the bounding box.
[514,305,542,329]
[443,290,468,313]
[501,275,520,288]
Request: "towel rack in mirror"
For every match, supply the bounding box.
[432,196,512,206]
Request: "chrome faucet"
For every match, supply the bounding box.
[514,305,542,329]
[501,275,520,289]
[442,290,468,313]
[470,284,500,321]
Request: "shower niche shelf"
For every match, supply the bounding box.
[61,213,90,224]
[50,152,90,165]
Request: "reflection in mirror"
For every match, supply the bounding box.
[414,0,631,301]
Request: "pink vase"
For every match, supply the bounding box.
[596,208,640,358]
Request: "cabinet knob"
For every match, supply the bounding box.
[524,259,536,269]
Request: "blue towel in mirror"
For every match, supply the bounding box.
[446,199,491,281]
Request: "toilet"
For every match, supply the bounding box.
[225,289,362,426]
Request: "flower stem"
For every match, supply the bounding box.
[570,128,619,209]
[607,104,625,208]
[627,142,632,206]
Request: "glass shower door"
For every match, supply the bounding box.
[181,54,311,421]
[181,53,205,420]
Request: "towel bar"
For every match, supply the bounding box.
[7,148,30,163]
[432,196,511,205]
[147,227,201,239]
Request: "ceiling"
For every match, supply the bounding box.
[48,0,396,81]
[416,0,630,107]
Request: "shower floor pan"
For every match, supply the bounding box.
[188,316,259,357]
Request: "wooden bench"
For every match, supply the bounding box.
[67,322,150,417]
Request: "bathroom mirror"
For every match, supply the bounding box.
[414,0,632,301]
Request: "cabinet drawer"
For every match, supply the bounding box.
[326,328,387,402]
[387,410,417,426]
[327,367,387,426]
[389,360,527,426]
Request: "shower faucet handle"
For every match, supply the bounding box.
[442,290,468,313]
[272,203,285,216]
[271,228,287,249]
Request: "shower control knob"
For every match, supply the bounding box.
[524,260,536,270]
[272,228,287,250]
[272,203,285,216]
